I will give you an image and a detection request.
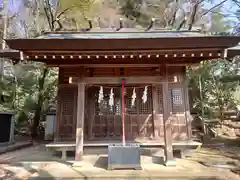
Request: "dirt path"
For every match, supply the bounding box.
[187,146,240,178]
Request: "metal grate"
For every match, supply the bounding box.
[94,87,121,115]
[170,88,184,113]
[156,86,163,114]
[125,87,137,115]
[138,87,152,114]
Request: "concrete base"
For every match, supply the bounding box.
[0,141,32,154]
[164,159,176,167]
[0,141,15,146]
[72,161,84,167]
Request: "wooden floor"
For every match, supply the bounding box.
[46,139,202,148]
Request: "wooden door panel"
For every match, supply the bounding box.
[113,115,122,137]
[155,84,188,140]
[125,87,153,140]
[58,86,77,140]
[90,87,122,140]
[125,115,139,140]
[93,115,107,138]
[88,85,154,140]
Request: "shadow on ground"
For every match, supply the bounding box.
[94,156,108,169]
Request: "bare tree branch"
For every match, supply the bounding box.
[56,7,73,19]
[45,0,55,29]
[43,8,53,30]
[209,10,237,18]
[201,0,229,17]
[177,16,186,30]
[188,0,201,30]
[43,2,54,31]
[170,0,179,26]
[42,0,66,31]
[231,0,240,8]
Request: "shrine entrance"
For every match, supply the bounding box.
[87,85,153,141]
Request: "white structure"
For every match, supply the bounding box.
[44,113,56,141]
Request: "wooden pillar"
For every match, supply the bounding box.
[72,86,78,140]
[88,98,94,140]
[183,68,192,139]
[73,77,85,166]
[163,66,176,166]
[185,87,192,139]
[55,69,63,142]
[55,87,61,141]
[152,86,158,138]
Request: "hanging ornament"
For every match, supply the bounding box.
[98,86,104,104]
[109,88,114,106]
[131,87,136,107]
[142,86,148,103]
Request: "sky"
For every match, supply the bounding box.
[0,0,22,14]
[0,0,58,14]
[204,0,238,20]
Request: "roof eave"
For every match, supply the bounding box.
[227,46,240,58]
[0,49,21,59]
[5,36,240,51]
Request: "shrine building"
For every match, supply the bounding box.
[1,27,240,165]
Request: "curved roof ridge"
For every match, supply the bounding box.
[37,29,207,39]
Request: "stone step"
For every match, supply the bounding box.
[82,155,164,165]
[83,147,164,156]
[52,147,166,163]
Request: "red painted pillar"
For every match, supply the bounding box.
[121,79,126,146]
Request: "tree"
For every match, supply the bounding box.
[25,0,58,138]
[0,0,59,138]
[187,59,240,121]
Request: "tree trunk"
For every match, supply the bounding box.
[188,2,199,31]
[31,67,48,139]
[0,0,9,76]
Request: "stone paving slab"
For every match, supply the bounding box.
[0,141,33,154]
[28,163,83,179]
[1,159,239,180]
[1,144,240,180]
[27,160,238,180]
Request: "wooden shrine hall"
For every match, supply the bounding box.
[1,28,240,166]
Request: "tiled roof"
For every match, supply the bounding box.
[228,45,240,50]
[37,29,207,39]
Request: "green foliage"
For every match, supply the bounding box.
[209,7,231,32]
[0,74,15,111]
[187,59,240,119]
[57,0,102,29]
[119,0,147,25]
[233,86,240,107]
[0,62,58,128]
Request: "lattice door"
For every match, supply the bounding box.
[58,86,77,140]
[90,87,122,140]
[125,86,153,140]
[88,85,153,140]
[169,85,187,139]
[154,84,188,139]
[154,85,164,137]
